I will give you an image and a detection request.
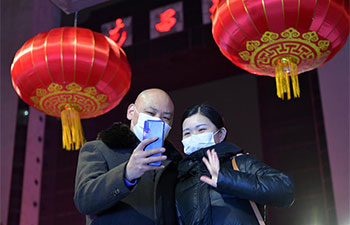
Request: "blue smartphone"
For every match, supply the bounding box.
[143,120,165,166]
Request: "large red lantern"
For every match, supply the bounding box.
[11,27,131,150]
[212,0,349,99]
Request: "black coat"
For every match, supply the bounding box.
[175,142,294,225]
[74,122,181,225]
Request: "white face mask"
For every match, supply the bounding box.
[132,111,172,142]
[182,130,219,155]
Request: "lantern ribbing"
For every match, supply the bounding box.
[11,27,131,150]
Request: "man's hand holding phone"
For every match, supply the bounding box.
[125,137,167,181]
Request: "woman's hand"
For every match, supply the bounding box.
[200,149,220,188]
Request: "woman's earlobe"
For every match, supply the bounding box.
[219,128,227,142]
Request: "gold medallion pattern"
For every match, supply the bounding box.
[239,27,331,76]
[30,82,109,119]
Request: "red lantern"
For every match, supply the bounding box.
[11,27,131,150]
[212,0,349,99]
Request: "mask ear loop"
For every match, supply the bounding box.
[133,105,140,114]
[214,128,226,143]
[213,129,220,135]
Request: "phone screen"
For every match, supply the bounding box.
[143,120,164,166]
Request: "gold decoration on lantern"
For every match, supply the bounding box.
[61,104,84,150]
[238,27,330,99]
[275,57,300,100]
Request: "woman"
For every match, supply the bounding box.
[175,104,294,225]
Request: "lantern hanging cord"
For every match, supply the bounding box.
[74,11,78,27]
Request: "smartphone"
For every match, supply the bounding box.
[143,120,165,166]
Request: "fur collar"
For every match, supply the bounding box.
[97,122,138,149]
[97,122,182,161]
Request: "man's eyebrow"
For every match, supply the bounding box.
[145,106,158,112]
[148,106,172,115]
[183,128,190,132]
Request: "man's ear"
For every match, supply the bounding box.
[218,127,227,143]
[127,104,135,121]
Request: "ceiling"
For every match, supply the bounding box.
[59,0,246,94]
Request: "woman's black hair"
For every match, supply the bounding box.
[181,104,225,130]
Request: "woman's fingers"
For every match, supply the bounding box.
[212,150,219,167]
[207,149,214,164]
[208,149,218,164]
[200,175,217,188]
[202,157,214,174]
[209,149,219,169]
[206,149,220,173]
[200,175,210,183]
[201,149,219,188]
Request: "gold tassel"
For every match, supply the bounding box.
[275,57,300,100]
[61,105,85,151]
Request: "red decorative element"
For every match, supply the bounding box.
[11,27,131,119]
[109,18,127,47]
[155,8,177,32]
[212,0,349,77]
[209,0,219,19]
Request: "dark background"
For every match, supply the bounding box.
[7,0,337,225]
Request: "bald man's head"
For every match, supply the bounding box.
[127,88,174,133]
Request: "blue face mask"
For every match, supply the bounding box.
[181,130,219,155]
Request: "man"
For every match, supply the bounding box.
[74,88,181,225]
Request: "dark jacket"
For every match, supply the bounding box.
[74,122,181,225]
[175,142,294,225]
